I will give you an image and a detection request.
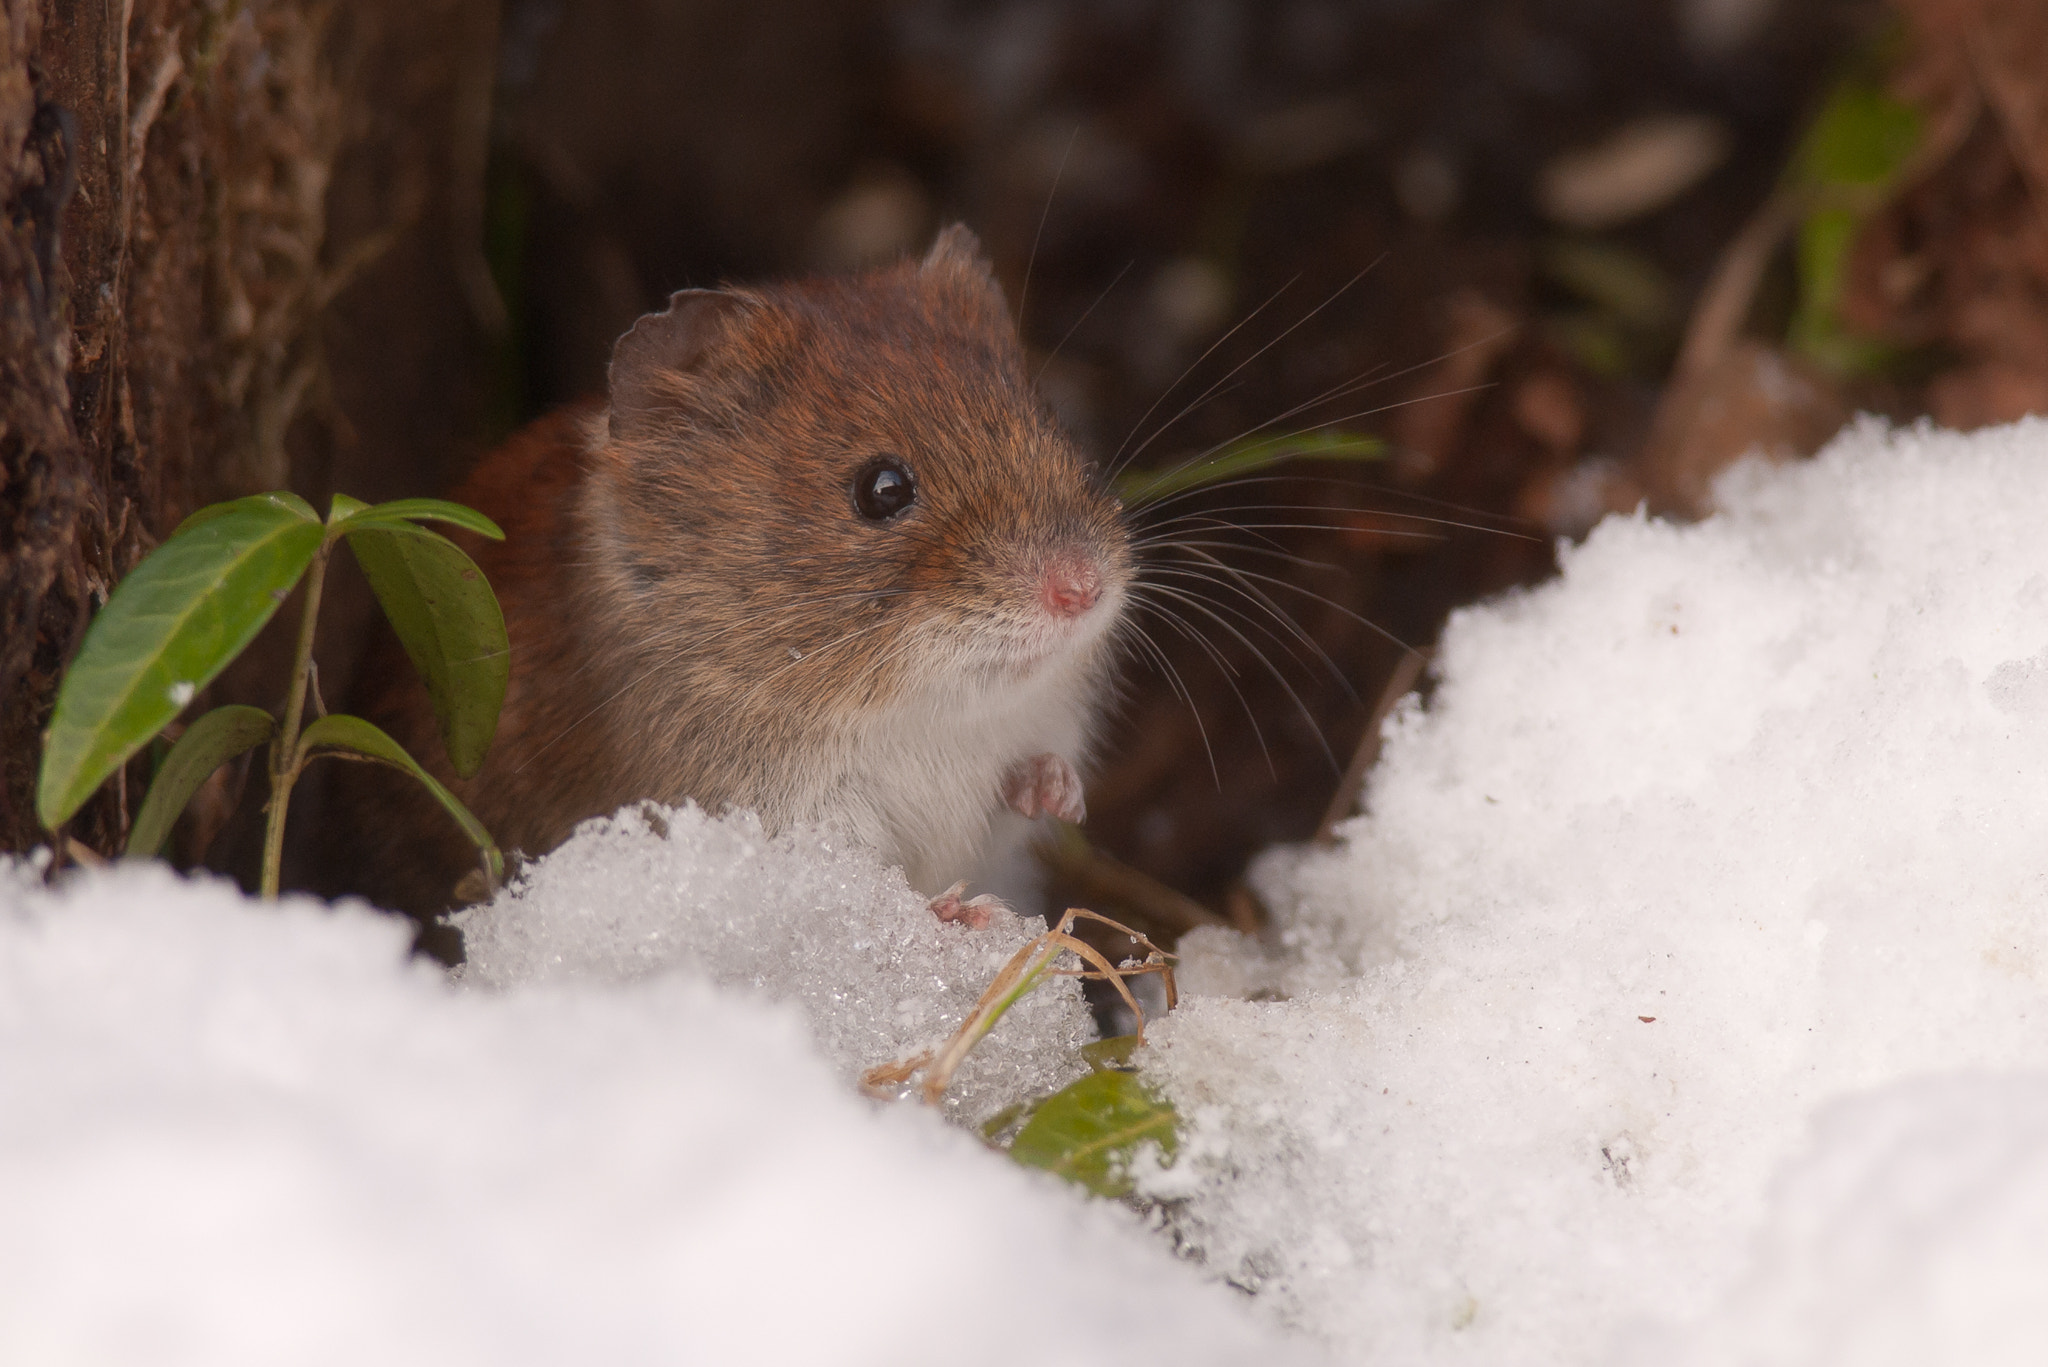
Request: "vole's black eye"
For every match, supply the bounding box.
[852,456,918,522]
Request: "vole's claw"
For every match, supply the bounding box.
[928,879,1006,929]
[1001,752,1086,823]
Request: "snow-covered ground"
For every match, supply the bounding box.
[5,415,2048,1363]
[1150,414,2048,1362]
[0,856,1287,1366]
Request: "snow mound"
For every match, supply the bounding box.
[458,803,1094,1121]
[1616,1072,2048,1367]
[1149,416,2048,1360]
[0,861,1294,1366]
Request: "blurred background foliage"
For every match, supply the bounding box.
[8,0,2047,921]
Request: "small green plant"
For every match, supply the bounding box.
[36,491,509,897]
[862,907,1183,1199]
[1117,428,1386,507]
[988,1038,1182,1198]
[1785,76,1924,373]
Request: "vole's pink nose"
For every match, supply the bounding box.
[1041,557,1102,618]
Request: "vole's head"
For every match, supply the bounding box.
[582,225,1131,726]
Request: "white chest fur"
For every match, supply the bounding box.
[808,647,1104,895]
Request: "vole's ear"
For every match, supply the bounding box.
[921,223,1014,331]
[922,223,995,278]
[607,289,745,441]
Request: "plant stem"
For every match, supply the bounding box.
[260,539,331,897]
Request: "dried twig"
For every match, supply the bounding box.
[862,908,1177,1106]
[1662,191,1799,401]
[1032,822,1231,938]
[1966,31,2048,249]
[1315,646,1430,844]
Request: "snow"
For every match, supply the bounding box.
[457,803,1095,1123]
[1614,1073,2048,1366]
[6,413,2048,1364]
[0,859,1289,1366]
[1145,415,2048,1360]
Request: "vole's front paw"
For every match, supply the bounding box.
[928,879,1007,929]
[1001,752,1086,823]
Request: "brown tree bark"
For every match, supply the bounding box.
[0,0,498,857]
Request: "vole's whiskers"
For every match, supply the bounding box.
[1037,258,1134,384]
[514,667,659,774]
[518,585,908,769]
[1117,615,1219,787]
[1173,545,1403,678]
[736,614,903,712]
[1136,488,1543,544]
[1088,265,1551,799]
[1125,379,1494,513]
[1135,513,1424,553]
[1103,264,1530,570]
[1015,124,1078,337]
[1162,546,1359,683]
[1111,273,1302,470]
[1113,257,1384,480]
[1137,561,1354,706]
[541,585,898,698]
[1128,577,1336,773]
[1126,583,1277,776]
[1121,317,1515,502]
[834,620,963,716]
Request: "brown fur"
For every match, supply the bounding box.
[325,228,1131,918]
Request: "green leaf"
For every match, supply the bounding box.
[342,522,509,777]
[979,1100,1033,1145]
[1793,81,1922,195]
[1118,429,1386,506]
[344,497,505,541]
[327,492,370,524]
[123,705,276,858]
[1079,1034,1143,1071]
[1792,206,1861,343]
[297,712,502,884]
[1008,1069,1180,1197]
[1789,207,1913,377]
[37,501,324,829]
[173,491,319,536]
[1779,78,1924,378]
